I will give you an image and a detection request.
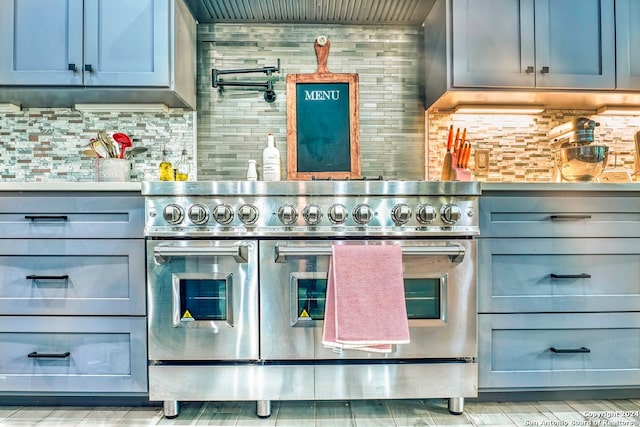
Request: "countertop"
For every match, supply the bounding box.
[481,182,640,192]
[0,182,143,192]
[0,181,639,193]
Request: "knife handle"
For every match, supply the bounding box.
[457,143,468,168]
[453,128,461,153]
[446,124,454,151]
[461,141,471,168]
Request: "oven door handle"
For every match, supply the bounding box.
[274,243,465,263]
[154,242,249,263]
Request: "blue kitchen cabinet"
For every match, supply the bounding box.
[0,0,196,108]
[0,0,169,86]
[449,0,615,90]
[616,0,640,89]
[477,188,640,392]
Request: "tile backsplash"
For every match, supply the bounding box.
[0,109,195,182]
[427,110,640,182]
[196,23,426,181]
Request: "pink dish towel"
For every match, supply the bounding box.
[322,244,410,353]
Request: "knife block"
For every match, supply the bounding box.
[449,153,471,181]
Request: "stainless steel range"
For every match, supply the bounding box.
[143,180,480,419]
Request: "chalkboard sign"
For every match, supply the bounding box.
[286,38,360,180]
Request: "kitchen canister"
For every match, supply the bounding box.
[95,158,131,182]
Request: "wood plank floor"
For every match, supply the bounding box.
[1,399,640,426]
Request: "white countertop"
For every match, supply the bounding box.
[1,180,639,193]
[481,182,640,192]
[0,181,143,192]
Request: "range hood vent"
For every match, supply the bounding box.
[184,0,435,25]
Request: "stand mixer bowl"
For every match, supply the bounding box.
[557,145,609,182]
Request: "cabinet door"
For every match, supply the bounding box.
[478,238,640,313]
[479,313,640,390]
[0,0,83,85]
[83,0,170,86]
[534,0,615,89]
[0,239,146,316]
[452,0,535,88]
[615,0,640,89]
[0,316,147,394]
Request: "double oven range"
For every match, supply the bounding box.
[143,180,480,418]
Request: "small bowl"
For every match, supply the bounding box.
[557,145,609,182]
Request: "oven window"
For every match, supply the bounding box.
[404,278,441,319]
[179,278,227,321]
[295,277,441,321]
[297,278,327,320]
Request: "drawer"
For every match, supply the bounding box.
[0,194,143,238]
[480,195,640,238]
[478,238,640,313]
[0,239,145,316]
[479,313,640,390]
[0,316,147,394]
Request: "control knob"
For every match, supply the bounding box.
[163,204,184,225]
[278,204,298,225]
[440,204,462,225]
[416,204,437,224]
[213,204,234,225]
[328,204,348,224]
[353,203,373,225]
[188,204,209,225]
[391,203,412,225]
[237,204,259,225]
[302,204,323,225]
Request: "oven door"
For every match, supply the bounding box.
[147,240,259,361]
[259,239,476,360]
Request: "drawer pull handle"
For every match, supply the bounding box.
[550,347,591,354]
[26,274,70,281]
[24,215,69,222]
[28,351,71,359]
[548,214,591,221]
[550,273,591,279]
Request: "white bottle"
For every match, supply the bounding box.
[246,160,258,181]
[262,133,281,181]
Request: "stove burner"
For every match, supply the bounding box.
[311,175,384,181]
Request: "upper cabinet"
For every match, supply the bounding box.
[615,0,640,89]
[451,0,614,90]
[424,0,632,110]
[0,0,196,109]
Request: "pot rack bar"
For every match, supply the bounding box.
[212,59,280,102]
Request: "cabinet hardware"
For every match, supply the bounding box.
[541,66,550,73]
[549,347,590,354]
[525,66,534,73]
[68,63,78,72]
[24,215,68,221]
[28,351,71,358]
[548,214,591,221]
[84,64,93,72]
[26,274,70,281]
[550,273,591,279]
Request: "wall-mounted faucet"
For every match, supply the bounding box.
[212,59,281,103]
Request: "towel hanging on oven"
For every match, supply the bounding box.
[322,244,410,353]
